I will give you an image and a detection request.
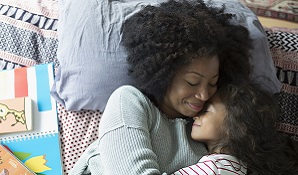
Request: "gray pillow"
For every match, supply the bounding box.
[51,0,163,111]
[209,0,281,93]
[51,0,281,111]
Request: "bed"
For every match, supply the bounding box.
[0,0,297,174]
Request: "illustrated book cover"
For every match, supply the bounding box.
[0,97,32,134]
[0,144,36,175]
[0,63,63,175]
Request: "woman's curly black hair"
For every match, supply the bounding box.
[122,0,252,103]
[214,83,298,174]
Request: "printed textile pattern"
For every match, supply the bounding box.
[0,1,59,68]
[241,0,298,22]
[265,27,298,140]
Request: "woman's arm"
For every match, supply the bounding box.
[98,126,160,174]
[96,85,161,174]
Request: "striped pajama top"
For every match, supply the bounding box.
[173,154,247,175]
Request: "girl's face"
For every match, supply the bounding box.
[191,95,227,151]
[161,55,219,118]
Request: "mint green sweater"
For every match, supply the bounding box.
[70,85,207,174]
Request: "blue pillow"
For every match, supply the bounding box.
[51,0,281,111]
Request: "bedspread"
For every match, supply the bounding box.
[265,27,298,138]
[0,0,297,174]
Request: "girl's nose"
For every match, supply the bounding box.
[193,116,199,120]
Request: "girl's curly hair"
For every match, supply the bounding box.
[215,84,298,174]
[122,0,252,102]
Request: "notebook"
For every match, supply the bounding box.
[0,97,33,134]
[0,63,63,175]
[0,144,36,175]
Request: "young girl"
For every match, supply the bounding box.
[173,84,298,175]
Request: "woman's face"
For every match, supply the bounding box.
[161,55,219,118]
[191,95,227,151]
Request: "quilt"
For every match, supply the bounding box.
[241,0,298,22]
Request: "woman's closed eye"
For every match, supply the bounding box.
[187,81,199,86]
[208,83,217,87]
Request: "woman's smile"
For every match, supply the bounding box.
[187,102,204,113]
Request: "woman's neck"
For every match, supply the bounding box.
[159,102,183,119]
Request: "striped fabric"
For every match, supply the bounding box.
[173,154,247,175]
[0,0,59,68]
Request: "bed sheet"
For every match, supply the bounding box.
[0,0,297,174]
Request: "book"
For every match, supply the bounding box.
[0,97,32,134]
[0,63,63,175]
[0,144,36,175]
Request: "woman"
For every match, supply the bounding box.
[70,0,252,174]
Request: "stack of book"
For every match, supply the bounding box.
[0,63,63,175]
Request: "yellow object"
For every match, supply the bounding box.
[24,155,52,173]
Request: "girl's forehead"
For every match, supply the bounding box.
[208,95,225,108]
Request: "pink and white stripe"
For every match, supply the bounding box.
[173,154,247,175]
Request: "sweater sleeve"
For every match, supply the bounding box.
[96,85,162,174]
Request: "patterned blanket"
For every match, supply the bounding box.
[0,0,297,174]
[241,0,298,22]
[266,27,298,139]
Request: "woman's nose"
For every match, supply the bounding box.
[194,87,209,101]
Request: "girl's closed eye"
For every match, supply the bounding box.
[198,104,210,115]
